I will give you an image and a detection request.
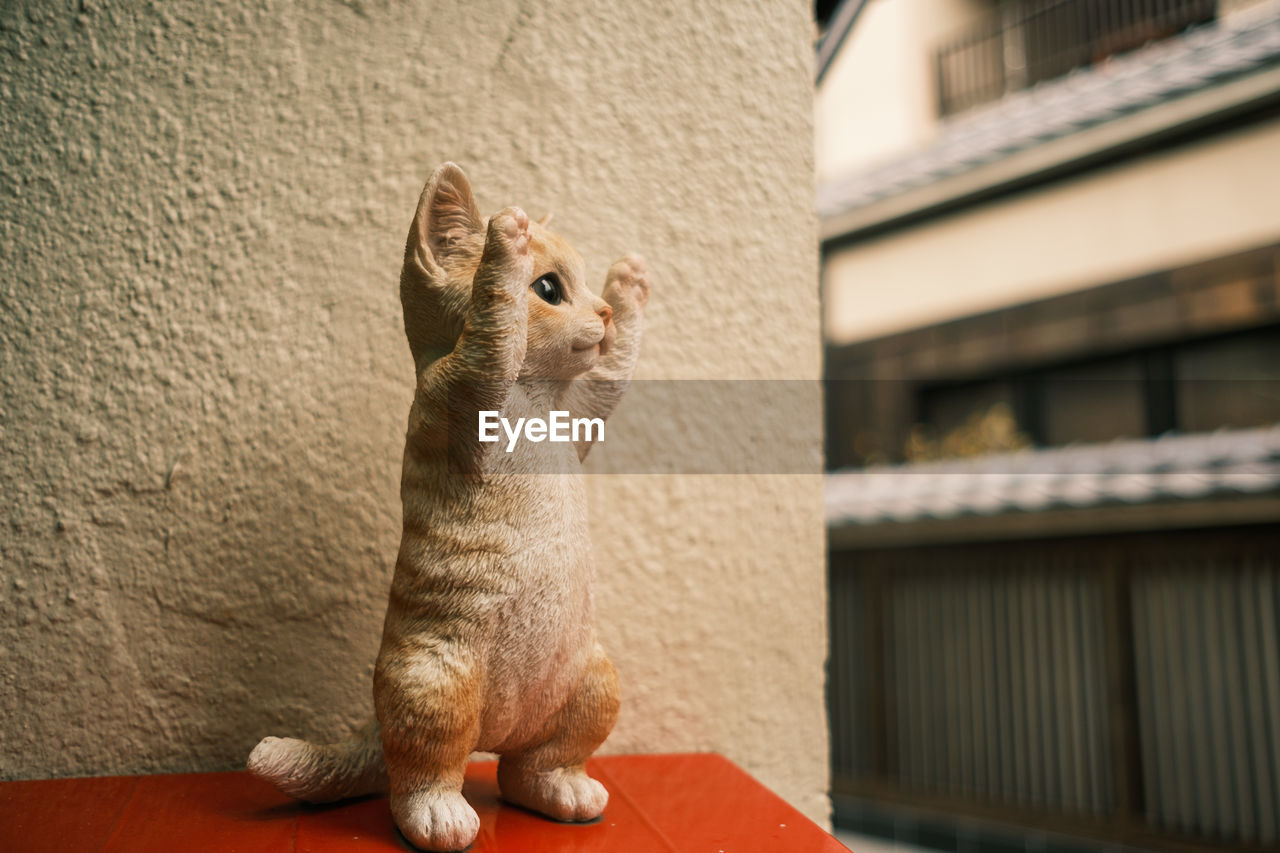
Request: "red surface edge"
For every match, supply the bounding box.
[596,754,850,853]
[0,754,850,853]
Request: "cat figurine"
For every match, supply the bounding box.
[248,162,649,852]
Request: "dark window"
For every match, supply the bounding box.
[823,242,1280,470]
[1039,356,1147,446]
[915,326,1280,455]
[1176,328,1280,431]
[922,379,1016,442]
[832,324,1280,468]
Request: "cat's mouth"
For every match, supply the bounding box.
[572,334,607,355]
[568,339,604,374]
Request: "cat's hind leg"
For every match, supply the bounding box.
[374,638,483,852]
[496,643,620,822]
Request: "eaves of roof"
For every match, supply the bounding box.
[825,424,1280,548]
[815,0,868,85]
[819,5,1280,245]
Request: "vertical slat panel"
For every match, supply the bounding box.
[1182,570,1216,835]
[1162,570,1188,833]
[973,576,994,801]
[903,577,925,789]
[953,576,974,797]
[1256,568,1280,837]
[928,581,949,793]
[829,566,842,777]
[868,562,891,782]
[829,565,844,779]
[1241,567,1277,844]
[1050,571,1072,810]
[941,578,961,794]
[887,577,904,784]
[830,557,871,785]
[1080,571,1105,812]
[1025,574,1046,807]
[907,579,927,790]
[1196,568,1228,837]
[1220,570,1252,841]
[1041,570,1060,808]
[1166,573,1196,833]
[968,576,986,798]
[914,577,933,791]
[1040,570,1059,808]
[1081,575,1104,815]
[1135,572,1170,829]
[843,565,862,778]
[829,562,851,781]
[1131,553,1280,843]
[1131,572,1159,821]
[901,578,921,783]
[996,577,1017,804]
[1062,573,1086,812]
[1011,574,1032,806]
[831,531,1278,847]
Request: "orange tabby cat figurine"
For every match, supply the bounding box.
[247,163,649,852]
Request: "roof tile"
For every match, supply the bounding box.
[826,425,1280,528]
[818,6,1280,221]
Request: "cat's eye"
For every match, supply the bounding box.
[530,274,563,305]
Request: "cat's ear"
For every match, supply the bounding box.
[408,162,483,276]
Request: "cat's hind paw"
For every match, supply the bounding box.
[391,788,480,853]
[499,765,609,823]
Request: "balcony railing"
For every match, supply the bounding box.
[936,0,1218,117]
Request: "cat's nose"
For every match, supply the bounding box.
[596,303,612,330]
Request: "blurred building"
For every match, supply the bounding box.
[817,1,1280,850]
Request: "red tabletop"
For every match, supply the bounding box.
[0,753,849,852]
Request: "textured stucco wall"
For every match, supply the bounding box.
[0,0,827,827]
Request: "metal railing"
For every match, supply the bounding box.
[829,526,1280,850]
[936,0,1219,116]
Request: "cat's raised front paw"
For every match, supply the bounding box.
[478,206,534,305]
[490,206,530,254]
[391,787,480,853]
[604,253,650,313]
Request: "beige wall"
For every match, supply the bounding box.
[0,0,828,826]
[825,118,1280,344]
[816,0,989,182]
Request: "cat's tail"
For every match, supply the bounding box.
[247,716,387,803]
